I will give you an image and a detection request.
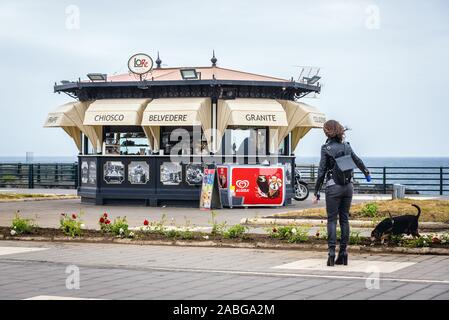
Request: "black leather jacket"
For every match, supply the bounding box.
[314,139,370,196]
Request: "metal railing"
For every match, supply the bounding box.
[0,163,78,189]
[296,165,449,195]
[0,162,448,195]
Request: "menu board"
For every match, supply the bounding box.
[199,167,222,210]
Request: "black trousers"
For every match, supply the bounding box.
[325,182,353,255]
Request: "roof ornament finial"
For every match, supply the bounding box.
[211,50,217,67]
[156,51,162,68]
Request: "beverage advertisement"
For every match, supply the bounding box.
[230,166,285,206]
[217,166,228,189]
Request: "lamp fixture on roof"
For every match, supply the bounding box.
[156,51,162,68]
[211,50,217,67]
[303,75,321,85]
[180,68,198,80]
[87,73,107,82]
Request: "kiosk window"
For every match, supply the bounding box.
[223,127,267,156]
[104,126,150,155]
[160,126,207,155]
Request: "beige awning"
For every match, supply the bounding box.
[141,98,212,151]
[84,99,150,126]
[276,100,325,151]
[83,98,152,150]
[217,98,288,151]
[44,101,100,151]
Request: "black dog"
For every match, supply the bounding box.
[371,204,421,243]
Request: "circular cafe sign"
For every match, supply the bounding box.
[128,53,153,75]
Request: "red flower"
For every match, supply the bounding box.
[316,231,320,237]
[72,214,77,219]
[143,219,149,226]
[272,227,277,233]
[105,220,110,225]
[103,213,108,218]
[432,237,441,244]
[99,217,105,224]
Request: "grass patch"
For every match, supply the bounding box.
[0,193,69,200]
[274,199,449,223]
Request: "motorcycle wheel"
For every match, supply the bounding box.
[294,180,309,201]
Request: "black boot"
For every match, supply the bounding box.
[327,255,335,266]
[335,251,348,265]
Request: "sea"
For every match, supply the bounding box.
[0,156,447,167]
[295,156,449,168]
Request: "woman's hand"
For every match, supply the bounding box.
[312,194,320,204]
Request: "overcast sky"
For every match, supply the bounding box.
[0,0,448,157]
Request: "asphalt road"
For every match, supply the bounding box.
[0,241,448,300]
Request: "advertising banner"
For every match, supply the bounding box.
[199,167,222,210]
[230,166,285,206]
[217,166,228,189]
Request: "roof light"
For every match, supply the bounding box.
[87,73,107,82]
[303,75,321,85]
[180,69,198,80]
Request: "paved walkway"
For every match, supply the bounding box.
[0,241,448,300]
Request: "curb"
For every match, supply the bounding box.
[1,234,449,255]
[241,217,449,230]
[0,196,79,203]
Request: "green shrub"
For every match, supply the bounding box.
[164,229,195,240]
[60,213,83,237]
[360,203,379,217]
[349,231,362,245]
[209,211,227,236]
[10,212,37,235]
[287,227,309,243]
[441,233,449,244]
[271,226,294,239]
[150,214,167,234]
[315,227,328,240]
[390,234,404,246]
[268,225,309,243]
[223,224,248,239]
[403,235,432,248]
[110,216,130,237]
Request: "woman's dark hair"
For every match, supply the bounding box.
[323,120,345,142]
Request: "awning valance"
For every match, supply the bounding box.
[276,100,325,151]
[217,98,288,151]
[84,99,150,126]
[142,98,210,126]
[218,98,288,127]
[44,101,100,151]
[141,98,212,151]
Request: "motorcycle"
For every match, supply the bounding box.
[294,166,309,201]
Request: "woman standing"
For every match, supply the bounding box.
[313,120,371,266]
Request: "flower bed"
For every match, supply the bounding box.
[2,211,449,254]
[1,225,449,252]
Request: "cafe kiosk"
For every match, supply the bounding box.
[45,53,325,206]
